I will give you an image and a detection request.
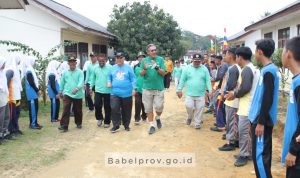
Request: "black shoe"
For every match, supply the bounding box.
[58,126,68,132]
[222,134,226,140]
[110,126,120,133]
[219,143,236,151]
[234,156,248,167]
[210,127,225,132]
[4,134,16,140]
[156,119,162,129]
[125,127,130,131]
[148,126,156,134]
[77,125,82,129]
[35,124,43,129]
[29,125,42,130]
[234,141,239,148]
[16,130,23,135]
[234,155,252,161]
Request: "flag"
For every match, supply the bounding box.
[210,36,215,54]
[223,28,228,50]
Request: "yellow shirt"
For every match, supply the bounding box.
[165,60,174,73]
[236,73,251,116]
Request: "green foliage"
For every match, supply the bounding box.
[0,40,76,105]
[182,31,210,52]
[251,55,263,69]
[272,48,289,96]
[107,1,184,60]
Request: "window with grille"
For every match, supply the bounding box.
[92,44,100,55]
[264,32,273,39]
[64,40,77,59]
[278,27,290,48]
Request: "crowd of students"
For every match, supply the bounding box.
[174,37,300,178]
[0,38,300,177]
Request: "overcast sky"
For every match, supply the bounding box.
[55,0,296,37]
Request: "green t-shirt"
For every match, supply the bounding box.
[90,64,112,94]
[60,68,84,99]
[172,66,183,79]
[85,62,98,84]
[140,56,166,91]
[178,65,212,97]
[134,64,144,93]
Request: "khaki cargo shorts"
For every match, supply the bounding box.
[142,89,164,113]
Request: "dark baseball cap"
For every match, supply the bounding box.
[116,52,125,58]
[192,53,203,60]
[68,56,77,61]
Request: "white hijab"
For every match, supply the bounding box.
[5,55,22,91]
[46,60,61,85]
[0,56,8,95]
[25,56,39,88]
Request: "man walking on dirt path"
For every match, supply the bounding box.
[84,52,97,112]
[177,53,212,129]
[134,52,147,125]
[58,56,84,132]
[90,54,112,128]
[140,44,167,134]
[164,56,173,91]
[108,52,136,133]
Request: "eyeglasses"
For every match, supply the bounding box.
[150,49,157,52]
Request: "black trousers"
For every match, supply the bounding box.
[110,95,132,128]
[50,98,60,122]
[164,72,171,89]
[287,152,300,178]
[84,71,88,107]
[60,95,82,129]
[8,100,21,133]
[251,124,273,178]
[85,83,94,111]
[94,92,111,124]
[134,92,146,121]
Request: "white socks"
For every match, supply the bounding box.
[150,122,154,127]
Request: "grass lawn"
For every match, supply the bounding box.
[0,101,97,177]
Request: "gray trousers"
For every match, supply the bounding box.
[185,96,205,126]
[0,104,10,138]
[238,115,252,157]
[211,89,220,109]
[225,105,238,142]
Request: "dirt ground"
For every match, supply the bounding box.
[20,85,286,178]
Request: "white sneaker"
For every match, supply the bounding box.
[104,124,110,128]
[134,120,140,125]
[97,120,103,127]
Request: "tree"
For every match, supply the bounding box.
[0,40,75,107]
[107,1,183,60]
[272,48,289,96]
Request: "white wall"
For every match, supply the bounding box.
[261,14,300,48]
[0,5,68,57]
[244,30,262,52]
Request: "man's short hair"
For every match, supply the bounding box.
[146,44,156,50]
[286,36,300,61]
[98,53,106,58]
[235,47,252,61]
[255,39,275,58]
[227,47,237,60]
